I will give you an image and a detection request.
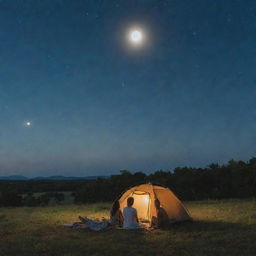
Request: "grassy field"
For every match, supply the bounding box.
[0,199,256,256]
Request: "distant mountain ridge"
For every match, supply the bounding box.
[0,175,28,180]
[0,175,107,181]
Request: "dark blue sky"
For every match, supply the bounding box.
[0,0,255,177]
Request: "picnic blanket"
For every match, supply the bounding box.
[64,218,108,231]
[64,218,152,231]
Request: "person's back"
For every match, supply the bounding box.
[109,200,123,227]
[123,206,137,228]
[157,207,169,228]
[123,197,139,229]
[109,209,123,227]
[151,199,170,229]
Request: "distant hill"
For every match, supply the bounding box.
[0,175,107,181]
[0,175,28,180]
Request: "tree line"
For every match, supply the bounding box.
[1,157,256,206]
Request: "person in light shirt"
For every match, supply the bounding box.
[123,197,140,229]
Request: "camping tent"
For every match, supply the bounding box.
[117,183,191,223]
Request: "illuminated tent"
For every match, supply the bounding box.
[117,184,191,223]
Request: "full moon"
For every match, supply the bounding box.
[129,29,143,44]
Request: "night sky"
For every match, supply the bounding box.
[1,0,255,177]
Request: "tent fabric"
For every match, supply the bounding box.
[118,183,191,223]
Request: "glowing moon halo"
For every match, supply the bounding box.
[128,29,143,45]
[130,30,142,42]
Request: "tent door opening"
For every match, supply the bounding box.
[131,191,151,221]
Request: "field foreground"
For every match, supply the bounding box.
[0,199,256,256]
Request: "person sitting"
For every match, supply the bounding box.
[109,200,123,227]
[151,199,170,229]
[123,197,140,229]
[77,201,123,230]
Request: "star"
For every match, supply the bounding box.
[25,121,32,127]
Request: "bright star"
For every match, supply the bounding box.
[25,121,32,127]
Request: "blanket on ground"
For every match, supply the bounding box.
[64,218,108,231]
